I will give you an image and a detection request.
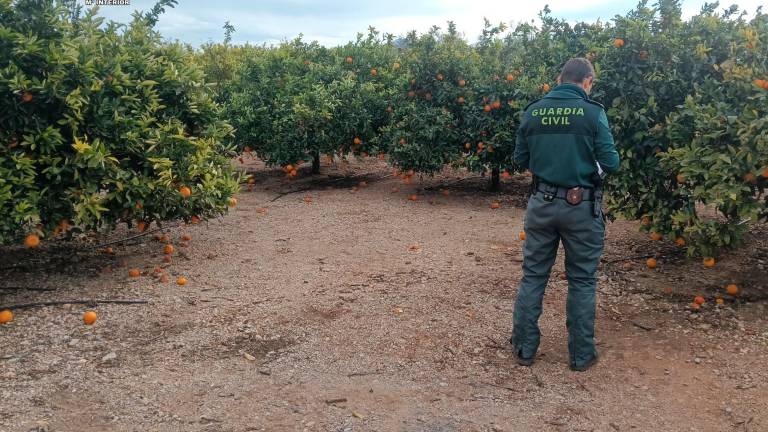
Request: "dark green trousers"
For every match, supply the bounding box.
[511,190,605,368]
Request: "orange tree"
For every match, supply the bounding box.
[0,0,239,246]
[380,23,482,179]
[657,7,768,257]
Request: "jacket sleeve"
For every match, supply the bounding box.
[595,110,620,174]
[514,118,530,169]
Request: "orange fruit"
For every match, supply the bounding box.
[703,257,716,268]
[289,169,298,177]
[228,197,238,207]
[457,96,465,104]
[518,231,526,241]
[650,232,662,241]
[159,234,170,243]
[691,302,701,311]
[762,168,768,178]
[353,137,362,145]
[676,174,686,184]
[725,284,739,296]
[190,215,201,224]
[542,83,551,92]
[484,105,491,112]
[105,246,114,255]
[506,73,515,81]
[458,79,466,87]
[502,171,512,180]
[135,202,143,210]
[345,56,353,64]
[285,164,294,173]
[24,233,40,248]
[407,194,418,201]
[715,298,724,306]
[477,142,485,150]
[21,91,33,103]
[490,201,501,209]
[641,216,651,226]
[638,50,649,60]
[754,79,767,89]
[399,138,406,145]
[370,68,377,76]
[83,310,98,325]
[613,38,625,48]
[694,295,705,306]
[163,244,174,255]
[743,172,757,184]
[179,186,192,198]
[441,189,450,197]
[136,221,147,232]
[491,100,501,109]
[621,261,633,271]
[0,310,13,324]
[385,106,393,113]
[159,274,169,283]
[436,73,444,81]
[304,195,313,203]
[393,62,400,70]
[675,237,686,247]
[646,258,657,269]
[408,90,415,98]
[128,268,141,278]
[464,143,471,150]
[176,276,187,286]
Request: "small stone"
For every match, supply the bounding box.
[244,353,256,361]
[694,357,702,364]
[101,352,117,362]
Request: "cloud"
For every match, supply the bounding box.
[88,0,765,46]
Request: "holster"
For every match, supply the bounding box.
[591,172,604,219]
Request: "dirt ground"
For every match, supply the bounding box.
[1,157,767,432]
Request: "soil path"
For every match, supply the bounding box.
[1,159,766,432]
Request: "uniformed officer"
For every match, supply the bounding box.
[510,58,619,372]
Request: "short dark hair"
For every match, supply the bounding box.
[559,58,595,83]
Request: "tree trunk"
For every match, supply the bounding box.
[312,151,320,174]
[490,167,500,190]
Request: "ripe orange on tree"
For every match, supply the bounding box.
[0,310,13,324]
[83,311,98,325]
[24,233,40,248]
[21,91,33,103]
[370,68,377,76]
[136,221,147,232]
[675,237,686,247]
[491,100,501,109]
[650,232,662,241]
[190,216,201,224]
[179,186,192,198]
[542,83,551,92]
[345,56,353,64]
[436,73,444,81]
[694,295,705,306]
[506,73,515,81]
[743,172,757,184]
[353,137,362,145]
[484,104,491,112]
[228,197,237,207]
[105,246,114,255]
[726,284,739,296]
[676,174,686,183]
[457,96,465,104]
[399,138,406,145]
[458,79,466,87]
[613,38,625,48]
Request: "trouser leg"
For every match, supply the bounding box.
[511,194,560,359]
[559,202,605,368]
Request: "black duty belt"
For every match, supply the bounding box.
[534,181,596,203]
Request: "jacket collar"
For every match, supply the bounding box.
[544,83,589,100]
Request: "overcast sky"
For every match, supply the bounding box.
[88,0,764,46]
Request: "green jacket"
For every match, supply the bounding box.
[514,83,619,188]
